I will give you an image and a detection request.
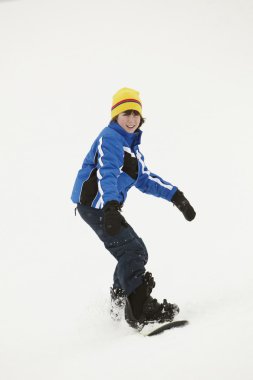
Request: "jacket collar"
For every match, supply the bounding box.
[108,121,142,147]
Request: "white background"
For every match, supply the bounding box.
[0,0,253,379]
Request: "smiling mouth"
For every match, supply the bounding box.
[126,125,135,128]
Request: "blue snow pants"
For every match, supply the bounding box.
[77,203,148,296]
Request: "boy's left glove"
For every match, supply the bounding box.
[103,201,128,236]
[171,190,196,221]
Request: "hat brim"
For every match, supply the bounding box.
[111,102,142,119]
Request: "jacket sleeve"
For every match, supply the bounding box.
[135,150,178,201]
[96,135,124,207]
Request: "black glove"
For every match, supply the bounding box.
[171,190,196,221]
[103,201,128,236]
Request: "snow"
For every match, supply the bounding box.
[0,0,253,379]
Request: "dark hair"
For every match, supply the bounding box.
[112,109,145,128]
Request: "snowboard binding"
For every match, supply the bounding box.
[125,272,180,330]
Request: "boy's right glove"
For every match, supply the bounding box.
[103,201,128,236]
[171,190,196,221]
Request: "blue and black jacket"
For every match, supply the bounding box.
[71,121,178,208]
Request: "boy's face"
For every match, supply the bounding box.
[117,110,141,134]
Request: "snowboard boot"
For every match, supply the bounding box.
[125,272,179,329]
[110,287,127,321]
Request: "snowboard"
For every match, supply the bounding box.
[139,320,189,337]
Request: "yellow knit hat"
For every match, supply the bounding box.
[111,87,142,119]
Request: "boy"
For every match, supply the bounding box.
[71,87,196,329]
